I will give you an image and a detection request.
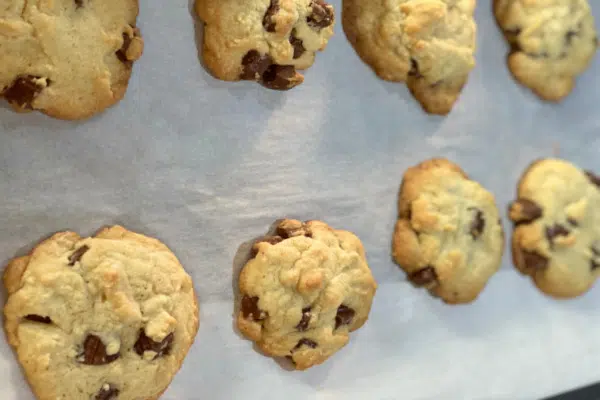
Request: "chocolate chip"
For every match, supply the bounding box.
[510,198,543,224]
[95,384,119,400]
[585,171,600,188]
[334,305,355,329]
[68,245,89,266]
[261,65,302,91]
[240,50,273,81]
[250,236,283,257]
[567,218,578,227]
[263,0,279,32]
[293,338,318,350]
[307,0,334,29]
[74,0,83,8]
[134,330,173,359]
[565,30,578,45]
[276,221,310,239]
[241,295,268,321]
[545,224,570,247]
[592,260,600,270]
[2,75,47,109]
[520,250,549,270]
[408,58,422,78]
[504,27,522,37]
[296,307,311,331]
[78,335,119,365]
[409,267,437,286]
[469,209,485,239]
[116,33,132,63]
[24,315,52,324]
[290,33,305,59]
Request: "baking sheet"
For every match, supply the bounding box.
[1,1,600,399]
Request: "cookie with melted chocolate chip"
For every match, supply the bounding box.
[494,0,598,101]
[3,226,198,400]
[509,159,600,298]
[392,158,505,304]
[196,0,334,90]
[0,0,143,120]
[342,0,477,115]
[237,219,377,370]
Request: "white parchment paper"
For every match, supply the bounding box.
[1,1,599,399]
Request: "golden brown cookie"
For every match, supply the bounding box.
[494,0,598,101]
[392,159,505,304]
[509,159,600,298]
[0,0,143,120]
[237,219,377,370]
[3,226,198,400]
[196,0,334,90]
[343,0,477,115]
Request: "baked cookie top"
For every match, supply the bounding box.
[3,226,198,400]
[509,159,600,298]
[343,0,477,114]
[237,219,377,370]
[495,0,598,101]
[0,0,143,120]
[393,159,504,304]
[196,0,334,90]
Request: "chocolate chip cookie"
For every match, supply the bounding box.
[237,219,377,370]
[494,0,598,101]
[3,226,199,400]
[392,159,505,304]
[342,0,477,115]
[0,0,143,120]
[509,159,600,298]
[196,0,334,90]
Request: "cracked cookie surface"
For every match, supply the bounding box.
[509,159,600,298]
[196,0,334,90]
[392,159,504,304]
[342,0,477,115]
[0,0,143,120]
[494,0,598,101]
[237,219,377,370]
[3,225,198,400]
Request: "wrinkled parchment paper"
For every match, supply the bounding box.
[1,1,599,399]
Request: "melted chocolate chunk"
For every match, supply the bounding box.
[240,50,273,81]
[408,58,422,78]
[511,198,543,224]
[567,218,578,227]
[95,384,119,400]
[261,65,301,91]
[263,0,280,32]
[250,235,283,257]
[307,0,334,29]
[78,335,120,365]
[469,209,485,239]
[116,33,132,63]
[241,295,267,321]
[545,224,570,247]
[565,29,578,45]
[290,34,305,59]
[24,315,52,324]
[520,250,549,270]
[134,330,173,359]
[585,171,600,188]
[276,222,308,238]
[68,245,90,266]
[592,260,600,270]
[296,307,311,331]
[293,338,318,350]
[74,0,83,8]
[2,75,46,109]
[334,305,355,330]
[409,267,438,286]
